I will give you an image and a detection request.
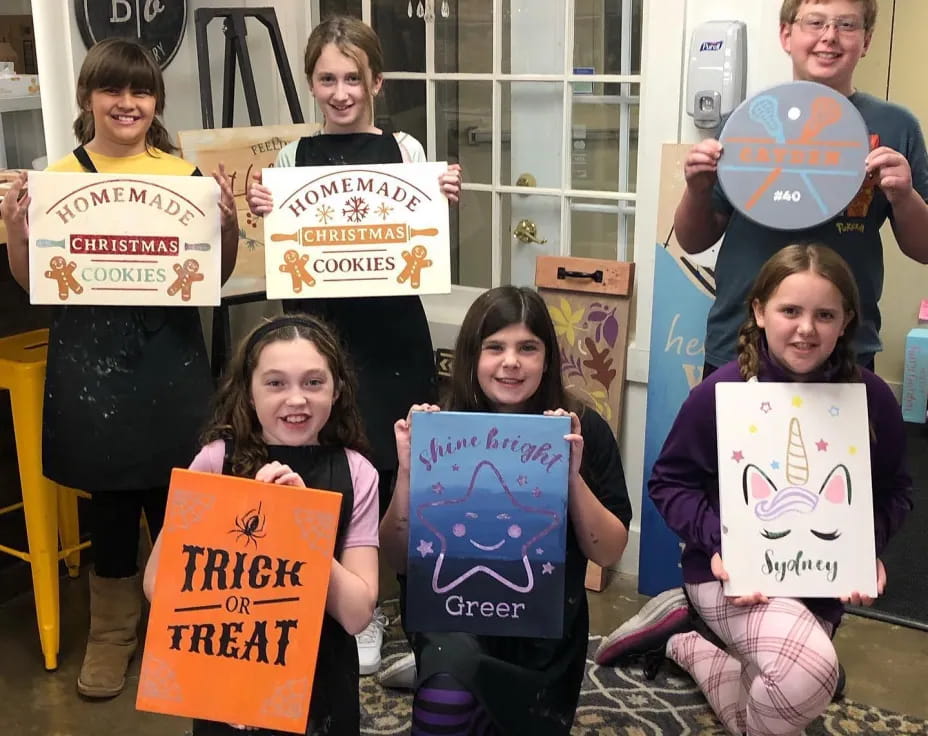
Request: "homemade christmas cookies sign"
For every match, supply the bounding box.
[27,171,221,305]
[137,469,342,732]
[262,162,451,298]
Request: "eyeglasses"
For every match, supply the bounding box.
[794,13,865,34]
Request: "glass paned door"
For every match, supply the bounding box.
[316,0,642,289]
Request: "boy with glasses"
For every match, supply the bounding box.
[674,0,928,378]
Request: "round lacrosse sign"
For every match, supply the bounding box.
[717,81,869,230]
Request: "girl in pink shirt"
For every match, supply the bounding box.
[145,313,379,735]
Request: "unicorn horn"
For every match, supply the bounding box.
[786,417,809,485]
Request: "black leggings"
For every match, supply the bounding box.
[88,487,168,578]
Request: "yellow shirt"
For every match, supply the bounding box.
[47,147,196,175]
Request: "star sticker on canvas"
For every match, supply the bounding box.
[792,396,803,408]
[760,401,772,413]
[770,460,781,470]
[829,405,840,417]
[542,562,555,575]
[431,482,444,494]
[815,438,829,452]
[731,450,744,463]
[416,539,433,557]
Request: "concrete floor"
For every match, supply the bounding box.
[1,568,926,735]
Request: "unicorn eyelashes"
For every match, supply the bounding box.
[743,417,852,542]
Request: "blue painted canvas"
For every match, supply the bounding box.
[405,411,570,638]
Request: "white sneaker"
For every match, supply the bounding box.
[356,607,388,675]
[378,651,417,690]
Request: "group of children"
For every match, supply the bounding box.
[0,1,920,734]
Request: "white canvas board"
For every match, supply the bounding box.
[716,382,877,598]
[27,171,221,306]
[262,162,451,299]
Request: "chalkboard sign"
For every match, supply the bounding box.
[74,0,187,69]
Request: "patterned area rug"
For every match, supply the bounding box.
[361,604,928,735]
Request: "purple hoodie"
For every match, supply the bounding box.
[648,349,913,626]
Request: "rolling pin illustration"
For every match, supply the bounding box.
[270,224,438,246]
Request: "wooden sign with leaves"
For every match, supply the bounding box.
[535,255,634,591]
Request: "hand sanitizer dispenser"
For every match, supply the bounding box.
[686,20,747,130]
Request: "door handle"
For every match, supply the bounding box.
[512,219,547,244]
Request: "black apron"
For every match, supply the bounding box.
[42,146,213,491]
[193,443,359,736]
[284,133,438,474]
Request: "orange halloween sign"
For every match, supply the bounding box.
[136,468,342,733]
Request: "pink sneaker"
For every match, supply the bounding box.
[594,588,691,665]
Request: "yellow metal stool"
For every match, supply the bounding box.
[0,328,90,670]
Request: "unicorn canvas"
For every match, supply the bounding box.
[716,382,877,598]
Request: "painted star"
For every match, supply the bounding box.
[770,460,781,470]
[829,405,840,417]
[517,474,528,486]
[731,450,744,463]
[760,401,772,414]
[431,482,444,494]
[532,487,542,498]
[535,548,544,555]
[451,464,460,472]
[416,539,434,557]
[416,460,562,594]
[815,438,829,452]
[541,562,555,575]
[749,424,758,434]
[849,446,858,455]
[792,396,803,408]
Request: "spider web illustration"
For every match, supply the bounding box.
[165,490,216,531]
[259,677,310,719]
[138,657,183,703]
[293,509,338,553]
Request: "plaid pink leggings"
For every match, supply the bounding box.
[668,581,839,736]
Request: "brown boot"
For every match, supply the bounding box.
[77,571,141,698]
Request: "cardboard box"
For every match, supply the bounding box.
[901,327,928,423]
[0,15,37,75]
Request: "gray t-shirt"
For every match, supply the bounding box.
[705,91,928,367]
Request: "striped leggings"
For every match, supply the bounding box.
[668,581,838,736]
[411,673,498,736]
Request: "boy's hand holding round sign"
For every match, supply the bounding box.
[717,81,870,230]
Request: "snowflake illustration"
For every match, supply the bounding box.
[376,203,393,220]
[343,196,370,222]
[316,204,335,224]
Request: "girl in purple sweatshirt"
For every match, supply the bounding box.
[647,244,911,735]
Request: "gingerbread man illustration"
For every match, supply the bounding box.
[279,249,316,292]
[167,259,204,301]
[45,256,83,301]
[397,245,432,289]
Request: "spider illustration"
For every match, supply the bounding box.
[229,501,267,548]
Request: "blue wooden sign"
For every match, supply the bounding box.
[405,411,570,638]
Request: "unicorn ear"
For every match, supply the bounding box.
[819,464,852,505]
[742,464,777,505]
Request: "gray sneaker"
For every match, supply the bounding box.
[377,651,416,690]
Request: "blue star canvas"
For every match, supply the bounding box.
[405,411,570,638]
